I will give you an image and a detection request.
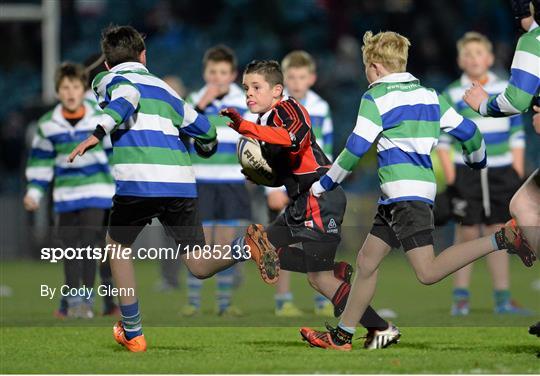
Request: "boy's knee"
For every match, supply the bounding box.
[414,269,437,285]
[355,255,377,278]
[184,261,212,280]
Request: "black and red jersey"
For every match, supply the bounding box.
[235,96,331,198]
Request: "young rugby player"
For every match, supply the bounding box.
[220,60,395,349]
[300,30,535,351]
[437,32,529,315]
[24,62,115,319]
[69,26,278,352]
[270,50,339,317]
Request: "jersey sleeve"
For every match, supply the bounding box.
[25,124,56,203]
[439,93,486,169]
[482,33,540,117]
[92,72,141,134]
[179,101,217,148]
[509,114,526,149]
[234,99,309,148]
[320,93,382,190]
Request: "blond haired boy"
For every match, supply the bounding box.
[437,32,527,316]
[300,31,534,350]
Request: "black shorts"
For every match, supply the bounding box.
[107,195,205,250]
[55,208,108,248]
[370,201,434,252]
[266,187,347,272]
[197,183,252,223]
[454,165,521,225]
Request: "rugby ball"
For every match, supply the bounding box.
[236,136,280,186]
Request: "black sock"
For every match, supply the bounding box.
[331,282,388,331]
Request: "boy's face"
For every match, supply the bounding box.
[203,60,237,94]
[57,77,85,112]
[458,41,494,79]
[242,73,283,114]
[283,66,316,100]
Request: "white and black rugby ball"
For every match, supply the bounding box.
[236,136,280,187]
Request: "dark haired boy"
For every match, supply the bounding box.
[70,26,278,352]
[221,60,394,349]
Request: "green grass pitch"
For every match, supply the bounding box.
[1,253,539,373]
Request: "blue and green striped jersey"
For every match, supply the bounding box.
[25,102,114,213]
[92,62,216,198]
[319,72,486,205]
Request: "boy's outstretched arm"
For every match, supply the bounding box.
[438,94,487,169]
[464,34,540,117]
[312,94,382,196]
[220,100,311,151]
[69,73,141,162]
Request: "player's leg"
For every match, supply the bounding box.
[182,224,212,317]
[56,211,83,318]
[214,223,243,316]
[509,169,540,252]
[266,189,302,316]
[78,208,106,319]
[300,234,393,350]
[98,210,119,316]
[106,195,158,352]
[451,224,481,316]
[214,184,252,316]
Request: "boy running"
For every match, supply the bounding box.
[300,30,535,351]
[69,25,278,352]
[270,50,339,317]
[221,60,395,349]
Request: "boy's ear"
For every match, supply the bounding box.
[272,84,284,98]
[139,50,147,65]
[231,70,238,82]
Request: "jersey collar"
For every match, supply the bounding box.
[368,72,419,88]
[109,61,148,73]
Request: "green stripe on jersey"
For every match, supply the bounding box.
[55,172,114,188]
[516,29,540,57]
[384,120,440,139]
[336,148,361,171]
[378,163,435,184]
[110,146,192,166]
[138,98,183,126]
